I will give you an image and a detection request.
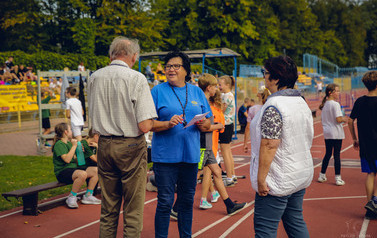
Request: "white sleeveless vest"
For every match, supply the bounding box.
[250,95,314,196]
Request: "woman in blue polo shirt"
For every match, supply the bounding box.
[151,51,211,238]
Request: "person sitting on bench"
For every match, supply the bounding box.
[52,122,101,209]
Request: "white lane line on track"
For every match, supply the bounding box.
[0,210,22,219]
[53,198,157,238]
[192,201,255,238]
[359,218,370,238]
[304,195,366,201]
[219,207,255,238]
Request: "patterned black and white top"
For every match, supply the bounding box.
[261,106,283,139]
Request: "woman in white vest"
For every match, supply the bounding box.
[250,56,314,238]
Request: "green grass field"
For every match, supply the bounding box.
[0,155,72,212]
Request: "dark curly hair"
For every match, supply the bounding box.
[164,51,191,82]
[264,56,298,89]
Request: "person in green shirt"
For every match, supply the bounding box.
[80,128,99,168]
[37,88,54,147]
[52,122,101,209]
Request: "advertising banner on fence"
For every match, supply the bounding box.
[0,85,28,112]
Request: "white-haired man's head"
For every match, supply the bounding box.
[109,36,140,66]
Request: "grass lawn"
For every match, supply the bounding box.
[0,155,72,212]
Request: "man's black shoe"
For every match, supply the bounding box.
[227,202,246,216]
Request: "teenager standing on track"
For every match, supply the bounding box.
[348,71,377,219]
[197,73,246,214]
[318,84,347,186]
[218,75,237,187]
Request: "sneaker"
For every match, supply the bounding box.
[211,191,220,203]
[317,173,327,183]
[170,209,178,220]
[365,209,377,220]
[81,194,101,205]
[233,176,238,184]
[335,178,345,186]
[199,199,212,209]
[146,182,158,192]
[227,202,247,216]
[66,196,79,208]
[365,200,377,214]
[223,179,235,187]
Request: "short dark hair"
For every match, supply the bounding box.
[362,71,377,91]
[66,87,77,96]
[164,51,191,82]
[264,56,298,89]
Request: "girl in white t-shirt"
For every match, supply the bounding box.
[218,75,236,186]
[318,84,348,186]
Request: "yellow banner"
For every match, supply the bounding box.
[0,85,28,112]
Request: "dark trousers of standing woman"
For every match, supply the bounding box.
[154,162,198,238]
[321,139,342,175]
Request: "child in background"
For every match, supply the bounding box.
[218,75,236,186]
[65,87,84,141]
[197,73,246,215]
[81,128,99,167]
[52,123,101,208]
[318,84,347,186]
[348,71,377,219]
[40,87,54,146]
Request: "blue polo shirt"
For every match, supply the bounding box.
[151,82,212,163]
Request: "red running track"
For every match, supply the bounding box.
[1,90,376,238]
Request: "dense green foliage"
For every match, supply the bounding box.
[0,155,72,212]
[1,0,376,68]
[0,51,109,71]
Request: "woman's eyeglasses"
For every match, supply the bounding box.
[261,69,270,77]
[165,64,183,70]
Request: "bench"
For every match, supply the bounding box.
[2,182,68,216]
[2,180,100,216]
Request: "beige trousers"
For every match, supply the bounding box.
[97,135,147,238]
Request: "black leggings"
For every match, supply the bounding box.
[321,139,342,175]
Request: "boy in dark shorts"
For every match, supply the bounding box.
[348,71,377,219]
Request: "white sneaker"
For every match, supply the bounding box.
[146,182,158,192]
[318,173,327,183]
[66,196,79,208]
[81,194,101,205]
[335,176,345,186]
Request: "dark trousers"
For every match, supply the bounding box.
[153,162,198,238]
[97,135,147,238]
[254,189,309,238]
[321,139,342,175]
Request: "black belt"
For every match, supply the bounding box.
[100,134,144,139]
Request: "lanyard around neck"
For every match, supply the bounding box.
[170,84,188,126]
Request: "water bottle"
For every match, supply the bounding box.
[76,141,86,166]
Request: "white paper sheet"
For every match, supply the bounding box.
[184,112,210,128]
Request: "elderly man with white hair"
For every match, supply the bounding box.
[88,36,157,238]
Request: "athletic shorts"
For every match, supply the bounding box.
[361,158,377,173]
[71,125,83,137]
[56,168,85,184]
[42,118,51,129]
[219,123,234,144]
[198,149,217,170]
